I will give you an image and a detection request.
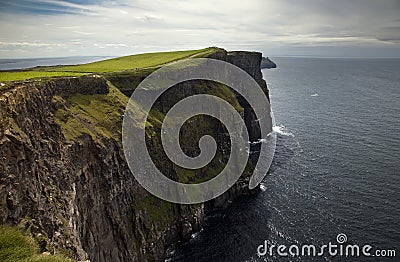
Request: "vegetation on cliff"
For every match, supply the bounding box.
[53,82,129,144]
[0,71,87,83]
[52,48,216,73]
[0,225,73,262]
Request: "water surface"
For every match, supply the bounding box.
[168,57,400,261]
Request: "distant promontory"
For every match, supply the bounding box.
[260,57,277,69]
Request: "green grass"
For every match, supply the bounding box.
[51,48,214,73]
[0,225,72,262]
[0,47,218,83]
[0,71,87,83]
[54,82,129,144]
[132,195,174,228]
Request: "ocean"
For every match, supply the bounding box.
[167,57,400,261]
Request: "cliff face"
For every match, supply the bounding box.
[0,50,268,261]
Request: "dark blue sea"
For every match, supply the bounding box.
[167,58,400,261]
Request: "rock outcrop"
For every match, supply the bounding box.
[260,57,277,69]
[0,49,269,261]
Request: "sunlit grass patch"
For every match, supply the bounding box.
[0,225,72,262]
[52,48,214,73]
[0,71,87,83]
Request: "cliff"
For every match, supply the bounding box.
[0,49,268,261]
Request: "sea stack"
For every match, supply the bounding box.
[260,57,277,69]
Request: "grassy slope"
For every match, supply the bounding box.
[0,71,86,82]
[53,81,129,144]
[53,48,212,73]
[0,225,72,262]
[45,47,220,144]
[0,48,214,82]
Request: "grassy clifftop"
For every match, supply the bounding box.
[0,225,72,262]
[0,47,217,82]
[53,48,215,73]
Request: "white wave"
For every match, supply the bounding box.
[272,125,294,137]
[248,125,294,145]
[260,183,267,192]
[249,138,267,144]
[191,229,203,239]
[311,93,319,97]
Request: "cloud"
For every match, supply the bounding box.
[94,43,129,48]
[105,43,128,47]
[0,0,399,58]
[72,30,95,35]
[0,41,65,47]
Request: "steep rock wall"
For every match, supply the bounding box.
[0,50,268,261]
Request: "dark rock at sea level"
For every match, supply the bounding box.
[260,57,277,69]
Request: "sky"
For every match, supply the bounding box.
[0,0,399,58]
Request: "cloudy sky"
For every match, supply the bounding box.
[0,0,399,58]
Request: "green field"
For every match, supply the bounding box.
[0,225,72,262]
[0,47,216,82]
[53,48,214,73]
[0,71,87,83]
